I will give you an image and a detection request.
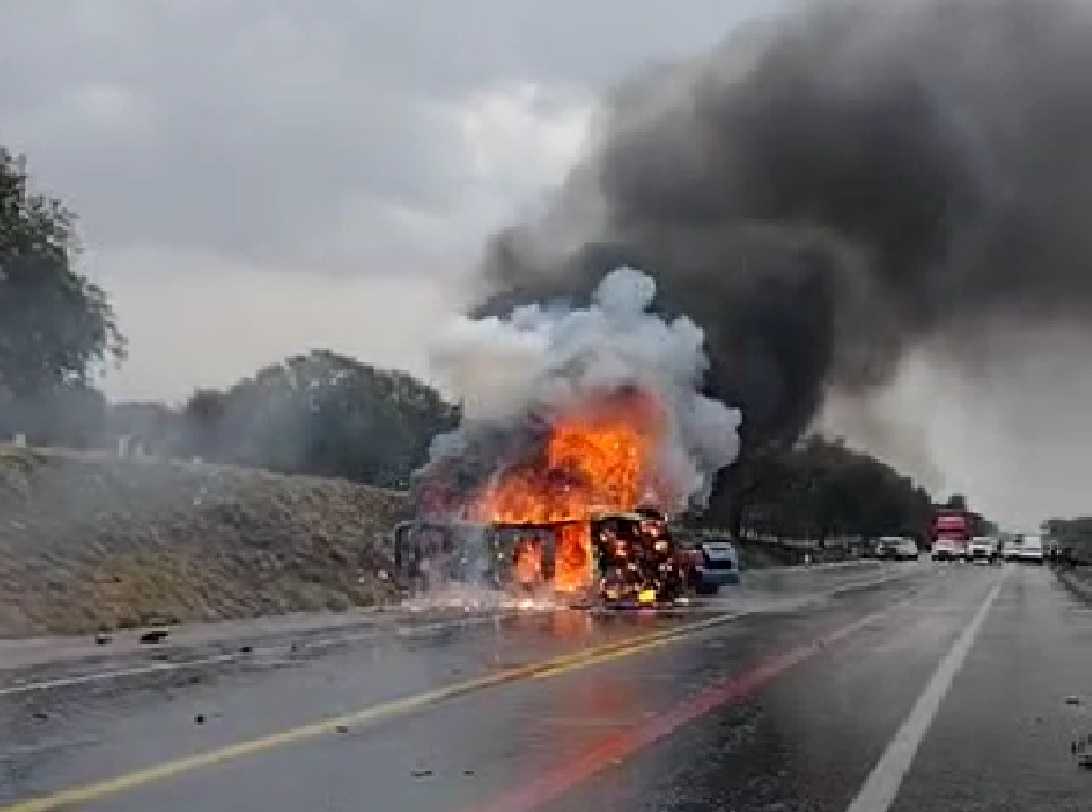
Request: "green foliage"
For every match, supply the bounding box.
[1043,517,1092,545]
[1042,517,1092,564]
[0,148,126,393]
[112,351,458,490]
[0,148,124,444]
[943,493,968,511]
[710,435,935,541]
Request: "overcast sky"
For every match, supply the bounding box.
[0,0,771,402]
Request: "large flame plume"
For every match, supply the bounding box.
[466,387,668,593]
[418,268,743,528]
[469,388,665,525]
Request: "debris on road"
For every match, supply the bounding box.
[139,628,170,644]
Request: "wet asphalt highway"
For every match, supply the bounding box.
[1,562,1089,812]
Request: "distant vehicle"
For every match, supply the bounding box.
[1013,534,1045,564]
[932,537,965,562]
[878,536,919,561]
[677,535,740,594]
[968,536,999,564]
[1003,538,1023,562]
[930,508,976,561]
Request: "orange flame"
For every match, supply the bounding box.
[555,521,591,592]
[470,388,667,592]
[513,536,544,586]
[470,388,666,525]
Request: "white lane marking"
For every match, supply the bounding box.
[828,572,915,595]
[845,574,1005,812]
[0,654,242,698]
[0,617,492,698]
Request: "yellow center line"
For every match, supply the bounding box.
[2,612,739,812]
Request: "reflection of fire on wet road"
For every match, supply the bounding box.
[403,587,569,613]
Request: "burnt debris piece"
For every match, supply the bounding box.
[138,628,170,645]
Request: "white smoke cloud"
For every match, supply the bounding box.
[427,266,742,510]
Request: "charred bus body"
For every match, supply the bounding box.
[392,508,684,607]
[392,520,499,591]
[393,519,563,594]
[592,509,684,607]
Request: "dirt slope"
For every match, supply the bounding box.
[0,446,409,637]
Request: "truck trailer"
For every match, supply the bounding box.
[930,508,983,561]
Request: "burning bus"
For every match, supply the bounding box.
[399,269,745,607]
[392,507,685,607]
[396,387,691,606]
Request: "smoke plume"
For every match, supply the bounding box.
[473,0,1092,450]
[420,267,742,514]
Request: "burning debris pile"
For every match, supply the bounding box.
[400,268,741,606]
[418,267,741,524]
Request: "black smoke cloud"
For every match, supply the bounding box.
[474,0,1092,448]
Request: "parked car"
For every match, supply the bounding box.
[679,535,740,595]
[968,537,1000,564]
[878,536,920,561]
[1014,534,1045,564]
[932,536,967,562]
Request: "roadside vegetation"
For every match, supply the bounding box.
[0,446,406,636]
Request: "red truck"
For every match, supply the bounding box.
[930,508,979,561]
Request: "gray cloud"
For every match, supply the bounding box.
[0,0,770,406]
[0,0,767,276]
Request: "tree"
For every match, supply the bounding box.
[943,493,968,511]
[709,439,795,536]
[0,148,125,440]
[704,435,937,543]
[182,389,230,459]
[162,351,458,489]
[1041,516,1092,564]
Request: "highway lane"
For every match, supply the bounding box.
[1,562,1087,811]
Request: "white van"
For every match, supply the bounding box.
[1015,534,1045,564]
[968,537,998,563]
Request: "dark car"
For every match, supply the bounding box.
[678,535,740,595]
